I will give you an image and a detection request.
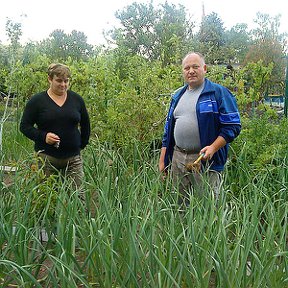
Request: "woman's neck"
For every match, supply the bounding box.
[48,88,66,97]
[47,88,67,107]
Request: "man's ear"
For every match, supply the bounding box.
[203,64,207,73]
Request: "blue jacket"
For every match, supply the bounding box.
[162,78,241,171]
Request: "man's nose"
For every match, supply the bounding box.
[189,67,195,73]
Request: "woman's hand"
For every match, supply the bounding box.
[46,132,60,146]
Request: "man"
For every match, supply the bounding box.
[159,52,241,205]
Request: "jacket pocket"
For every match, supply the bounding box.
[199,99,217,113]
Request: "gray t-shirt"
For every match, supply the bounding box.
[173,83,204,151]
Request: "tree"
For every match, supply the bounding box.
[108,1,195,65]
[39,29,93,61]
[22,42,42,65]
[197,12,226,64]
[236,60,273,112]
[66,30,94,60]
[0,44,9,93]
[5,19,22,50]
[110,2,159,59]
[5,18,23,64]
[156,2,194,65]
[244,13,287,94]
[224,23,250,64]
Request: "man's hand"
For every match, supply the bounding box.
[159,147,167,179]
[200,146,216,161]
[200,136,227,161]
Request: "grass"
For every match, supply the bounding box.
[0,122,287,287]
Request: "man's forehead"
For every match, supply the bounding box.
[184,55,201,62]
[183,54,202,63]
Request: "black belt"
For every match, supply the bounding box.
[174,145,198,154]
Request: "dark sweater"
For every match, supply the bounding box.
[20,90,90,158]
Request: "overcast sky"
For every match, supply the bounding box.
[1,0,287,45]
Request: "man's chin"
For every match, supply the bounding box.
[188,80,199,85]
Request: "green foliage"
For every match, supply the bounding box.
[1,140,287,287]
[105,86,161,149]
[67,55,122,138]
[38,29,94,61]
[155,2,194,65]
[197,12,226,64]
[206,64,234,88]
[0,6,286,156]
[1,119,32,164]
[0,67,9,94]
[2,52,181,151]
[207,61,274,114]
[5,19,23,64]
[18,162,59,220]
[236,60,273,111]
[110,1,194,65]
[1,51,281,154]
[112,2,159,59]
[1,7,288,287]
[206,61,275,117]
[104,57,180,149]
[66,54,182,149]
[5,55,50,103]
[245,13,287,93]
[231,115,288,169]
[224,23,250,64]
[22,42,43,65]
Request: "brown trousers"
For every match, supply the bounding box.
[171,148,222,206]
[37,152,85,200]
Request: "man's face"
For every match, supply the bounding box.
[182,54,207,89]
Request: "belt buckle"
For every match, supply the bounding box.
[176,146,190,153]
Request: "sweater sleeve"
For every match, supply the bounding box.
[79,99,90,149]
[20,96,47,144]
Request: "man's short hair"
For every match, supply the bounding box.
[182,52,205,66]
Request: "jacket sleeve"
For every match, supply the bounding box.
[161,97,175,148]
[161,112,170,148]
[217,86,241,143]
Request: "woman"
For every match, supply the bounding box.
[20,63,91,193]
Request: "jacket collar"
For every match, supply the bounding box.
[172,78,215,102]
[201,78,216,94]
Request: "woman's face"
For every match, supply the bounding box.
[48,75,69,95]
